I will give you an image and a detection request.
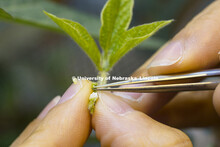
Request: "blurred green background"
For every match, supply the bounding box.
[0,0,218,146]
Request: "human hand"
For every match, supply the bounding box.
[110,0,220,128]
[146,0,220,127]
[11,80,192,147]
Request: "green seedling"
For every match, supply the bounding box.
[44,0,173,114]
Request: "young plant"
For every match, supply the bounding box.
[44,0,172,114]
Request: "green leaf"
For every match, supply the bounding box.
[0,8,12,19]
[0,0,100,36]
[44,11,101,70]
[108,20,173,70]
[99,0,133,53]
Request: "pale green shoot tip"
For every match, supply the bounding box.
[88,92,99,115]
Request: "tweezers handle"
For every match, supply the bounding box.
[95,68,220,88]
[96,82,219,93]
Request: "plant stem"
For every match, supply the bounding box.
[98,71,108,85]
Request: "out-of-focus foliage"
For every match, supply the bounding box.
[0,0,100,35]
[0,0,165,51]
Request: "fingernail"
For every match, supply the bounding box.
[37,96,61,119]
[99,92,133,115]
[113,84,144,100]
[147,41,183,68]
[58,81,83,104]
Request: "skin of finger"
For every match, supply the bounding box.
[92,92,192,147]
[213,84,220,116]
[114,91,176,115]
[153,91,220,128]
[148,0,220,75]
[19,80,92,147]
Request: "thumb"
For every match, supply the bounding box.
[19,80,92,147]
[147,0,220,75]
[92,92,192,146]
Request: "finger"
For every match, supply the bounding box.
[92,92,192,147]
[153,91,220,128]
[113,88,176,114]
[146,0,220,75]
[113,53,176,114]
[114,53,175,114]
[20,80,92,147]
[11,96,61,147]
[213,84,220,116]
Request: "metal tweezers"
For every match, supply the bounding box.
[93,68,220,93]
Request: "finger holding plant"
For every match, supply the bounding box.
[11,80,192,147]
[10,0,197,146]
[9,0,220,145]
